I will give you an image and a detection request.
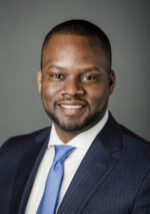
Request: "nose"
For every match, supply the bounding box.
[61,77,85,97]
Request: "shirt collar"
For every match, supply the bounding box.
[48,110,109,152]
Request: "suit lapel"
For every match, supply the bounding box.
[12,128,51,214]
[58,114,122,214]
[12,114,122,214]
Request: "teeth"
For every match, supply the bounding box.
[61,104,82,109]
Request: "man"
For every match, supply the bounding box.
[0,19,150,214]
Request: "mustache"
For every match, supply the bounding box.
[55,97,89,107]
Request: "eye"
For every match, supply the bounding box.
[51,73,65,80]
[81,74,98,82]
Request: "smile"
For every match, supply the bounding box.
[59,104,86,116]
[61,104,83,109]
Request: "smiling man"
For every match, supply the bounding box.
[0,20,150,214]
[38,32,115,142]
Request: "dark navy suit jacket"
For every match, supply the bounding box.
[0,114,150,214]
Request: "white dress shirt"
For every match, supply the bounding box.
[25,110,108,214]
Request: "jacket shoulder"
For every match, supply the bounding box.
[0,127,50,214]
[120,124,150,147]
[119,124,150,164]
[0,127,51,160]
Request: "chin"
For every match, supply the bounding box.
[47,110,105,133]
[52,117,89,133]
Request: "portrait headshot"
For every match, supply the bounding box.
[0,1,150,214]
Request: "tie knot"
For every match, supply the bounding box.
[53,145,75,165]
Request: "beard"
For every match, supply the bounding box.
[44,103,107,133]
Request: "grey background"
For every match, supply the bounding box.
[0,0,150,145]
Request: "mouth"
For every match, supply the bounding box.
[61,104,83,109]
[58,103,87,116]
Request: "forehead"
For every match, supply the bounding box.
[42,34,107,69]
[44,34,103,54]
[47,33,101,45]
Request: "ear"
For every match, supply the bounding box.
[108,70,116,95]
[37,69,42,94]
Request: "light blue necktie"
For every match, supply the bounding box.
[37,145,75,214]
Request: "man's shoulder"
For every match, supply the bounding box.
[120,124,149,146]
[0,126,51,158]
[106,114,150,158]
[119,124,150,160]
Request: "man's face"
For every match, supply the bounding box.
[38,34,115,134]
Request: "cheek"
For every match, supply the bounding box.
[87,84,109,107]
[41,82,60,100]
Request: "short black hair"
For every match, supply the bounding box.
[40,19,112,71]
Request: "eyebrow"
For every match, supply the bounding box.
[47,65,64,70]
[47,65,100,72]
[83,66,100,73]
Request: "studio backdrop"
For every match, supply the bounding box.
[0,0,150,144]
